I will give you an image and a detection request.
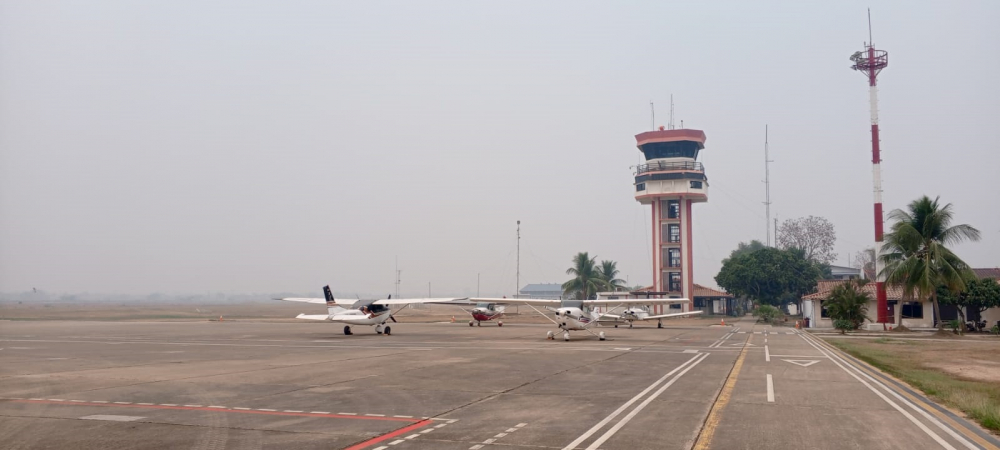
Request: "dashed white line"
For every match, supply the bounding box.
[516,423,527,427]
[49,399,65,402]
[233,407,251,410]
[766,374,775,402]
[389,439,405,445]
[448,419,458,424]
[184,405,202,408]
[483,438,496,444]
[91,401,108,404]
[114,402,132,405]
[495,432,508,438]
[420,429,434,433]
[311,411,330,414]
[435,424,448,428]
[159,404,176,406]
[365,413,385,417]
[284,410,303,413]
[765,345,771,362]
[70,400,86,403]
[339,412,357,415]
[137,403,154,405]
[257,408,276,412]
[405,434,421,439]
[207,405,225,408]
[470,445,484,450]
[394,415,413,418]
[505,428,518,432]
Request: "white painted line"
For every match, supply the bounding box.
[405,434,420,439]
[207,405,225,408]
[389,439,405,445]
[448,419,458,424]
[420,429,434,433]
[584,353,709,450]
[365,413,385,417]
[49,399,65,402]
[184,405,202,407]
[159,404,177,406]
[91,401,108,404]
[284,410,303,413]
[394,415,413,418]
[766,374,775,402]
[257,408,276,412]
[374,446,388,450]
[136,403,154,405]
[234,407,251,410]
[782,359,820,367]
[683,349,699,354]
[483,438,496,444]
[765,345,770,362]
[339,412,357,415]
[798,333,963,449]
[80,414,145,422]
[70,400,86,403]
[614,347,632,351]
[29,398,44,401]
[470,445,484,450]
[114,402,132,405]
[516,423,527,427]
[562,353,705,450]
[311,411,330,414]
[506,428,518,432]
[495,432,508,438]
[434,424,448,428]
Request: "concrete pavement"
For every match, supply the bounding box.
[0,318,995,449]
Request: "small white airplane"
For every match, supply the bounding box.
[468,297,699,341]
[432,299,508,326]
[276,286,465,336]
[600,304,704,329]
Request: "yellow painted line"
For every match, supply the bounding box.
[692,334,751,450]
[814,336,999,450]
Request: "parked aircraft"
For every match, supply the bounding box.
[277,286,465,336]
[442,300,507,326]
[600,305,704,328]
[469,297,697,341]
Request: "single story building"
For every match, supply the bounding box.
[518,283,564,300]
[692,284,741,316]
[801,280,934,330]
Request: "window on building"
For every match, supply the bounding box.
[690,181,703,189]
[636,183,645,191]
[693,298,706,308]
[667,248,681,267]
[668,272,682,292]
[820,302,830,318]
[667,200,680,219]
[901,301,923,319]
[667,224,680,243]
[670,303,681,309]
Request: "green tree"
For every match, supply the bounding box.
[723,240,767,264]
[562,252,608,300]
[715,247,821,308]
[880,196,981,329]
[938,278,1000,334]
[824,280,871,333]
[597,260,627,292]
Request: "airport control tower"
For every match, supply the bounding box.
[634,128,708,310]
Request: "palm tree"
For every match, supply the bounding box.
[598,260,627,292]
[879,196,981,329]
[562,252,608,300]
[824,280,871,334]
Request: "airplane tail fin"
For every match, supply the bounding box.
[323,285,336,306]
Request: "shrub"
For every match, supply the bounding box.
[948,320,962,334]
[833,319,855,334]
[825,281,870,331]
[753,305,781,323]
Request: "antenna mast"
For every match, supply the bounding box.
[650,101,655,130]
[764,125,774,246]
[516,220,521,298]
[668,94,675,130]
[395,256,401,299]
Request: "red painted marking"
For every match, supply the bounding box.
[11,399,417,422]
[342,419,433,450]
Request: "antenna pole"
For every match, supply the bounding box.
[868,8,873,45]
[764,125,773,246]
[395,256,400,299]
[516,220,521,299]
[650,101,655,130]
[669,95,675,130]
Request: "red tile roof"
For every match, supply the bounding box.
[972,268,1000,280]
[802,279,904,301]
[693,284,732,298]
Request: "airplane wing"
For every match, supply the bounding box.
[469,298,562,306]
[276,297,326,304]
[583,298,690,307]
[643,310,704,320]
[295,313,331,321]
[372,297,469,305]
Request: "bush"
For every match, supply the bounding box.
[753,305,781,323]
[825,281,870,331]
[948,320,962,334]
[833,319,855,334]
[991,325,999,336]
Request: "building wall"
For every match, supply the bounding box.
[803,299,934,329]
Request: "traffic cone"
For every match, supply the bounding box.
[720,318,725,326]
[450,316,455,323]
[219,315,223,322]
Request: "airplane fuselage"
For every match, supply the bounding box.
[553,306,596,331]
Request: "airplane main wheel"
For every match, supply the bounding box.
[599,332,606,341]
[477,321,481,327]
[469,321,474,327]
[384,326,391,336]
[614,324,618,328]
[498,321,503,327]
[563,332,571,341]
[546,331,555,340]
[343,326,352,336]
[658,321,663,329]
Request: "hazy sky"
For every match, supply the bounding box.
[2,1,998,297]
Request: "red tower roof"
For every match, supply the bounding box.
[635,129,707,149]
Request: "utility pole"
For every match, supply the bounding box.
[764,125,774,246]
[516,220,521,299]
[395,256,401,299]
[477,272,480,297]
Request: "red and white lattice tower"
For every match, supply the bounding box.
[850,24,889,324]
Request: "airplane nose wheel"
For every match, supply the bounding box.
[498,321,503,327]
[563,332,571,341]
[658,320,663,329]
[375,324,384,335]
[343,326,353,336]
[546,331,555,340]
[599,332,606,341]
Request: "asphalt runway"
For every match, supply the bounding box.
[1,319,997,449]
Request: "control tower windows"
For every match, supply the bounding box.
[667,272,682,292]
[661,200,680,219]
[690,181,703,189]
[640,141,701,160]
[665,248,681,268]
[666,224,681,243]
